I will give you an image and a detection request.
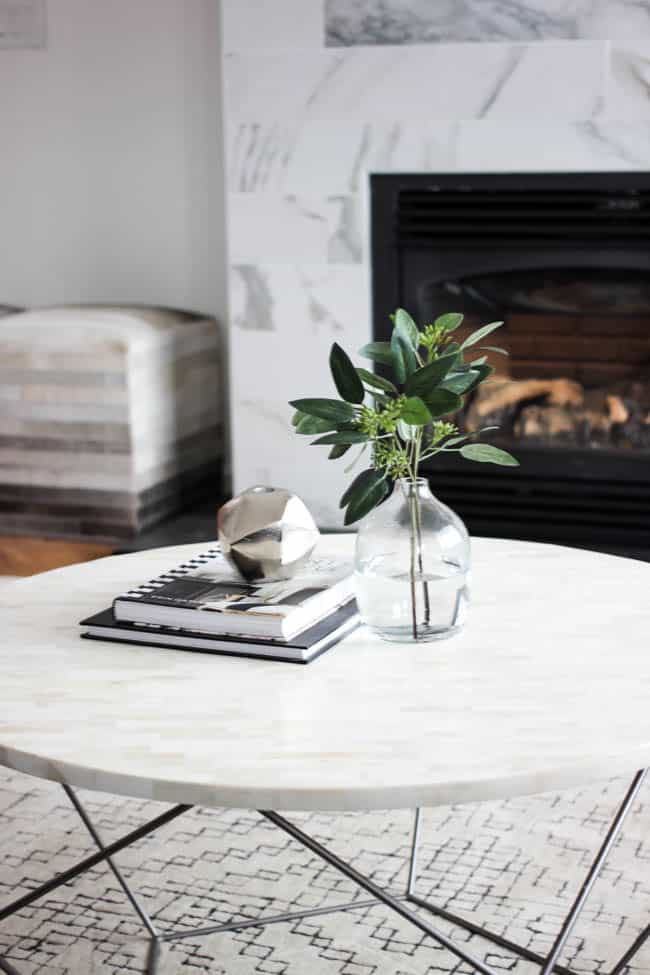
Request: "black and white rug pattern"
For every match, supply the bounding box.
[1,769,649,974]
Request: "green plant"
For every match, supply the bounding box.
[290,308,518,526]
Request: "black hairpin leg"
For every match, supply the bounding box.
[609,923,650,975]
[0,799,190,924]
[1,772,648,975]
[0,958,21,975]
[405,769,648,975]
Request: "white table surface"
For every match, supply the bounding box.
[1,536,649,811]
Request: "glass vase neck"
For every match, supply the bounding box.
[396,476,432,498]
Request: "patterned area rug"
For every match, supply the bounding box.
[0,769,649,974]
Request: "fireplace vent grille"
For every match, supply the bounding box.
[398,188,650,241]
[428,451,650,550]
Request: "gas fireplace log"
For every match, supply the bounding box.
[465,379,584,435]
[515,403,618,446]
[463,374,650,449]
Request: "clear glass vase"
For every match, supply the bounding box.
[354,477,470,643]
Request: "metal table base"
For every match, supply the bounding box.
[1,771,648,975]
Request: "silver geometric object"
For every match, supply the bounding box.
[217,485,320,582]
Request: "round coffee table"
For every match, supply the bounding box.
[1,536,649,975]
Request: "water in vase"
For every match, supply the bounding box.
[355,557,469,642]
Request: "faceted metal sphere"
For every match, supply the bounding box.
[217,486,320,582]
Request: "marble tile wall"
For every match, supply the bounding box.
[221,0,650,525]
[325,0,650,46]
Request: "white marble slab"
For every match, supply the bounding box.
[227,120,459,193]
[457,120,650,170]
[325,0,650,46]
[604,42,650,119]
[228,260,368,521]
[224,42,606,121]
[228,192,363,263]
[229,262,369,336]
[220,4,644,509]
[2,536,650,811]
[228,263,370,522]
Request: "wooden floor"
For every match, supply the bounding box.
[0,536,113,577]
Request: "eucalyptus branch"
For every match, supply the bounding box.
[289,307,518,525]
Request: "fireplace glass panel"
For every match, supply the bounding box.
[422,267,650,451]
[370,173,650,550]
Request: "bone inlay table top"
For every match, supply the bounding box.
[1,536,650,811]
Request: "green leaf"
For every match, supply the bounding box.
[312,430,369,445]
[440,433,470,448]
[356,368,398,394]
[469,355,487,367]
[397,419,418,441]
[295,414,336,435]
[422,388,463,418]
[329,342,364,404]
[400,396,432,426]
[292,410,304,427]
[345,480,389,525]
[404,351,458,398]
[391,331,417,382]
[462,363,495,394]
[390,330,406,383]
[440,370,480,396]
[460,443,519,466]
[435,312,464,333]
[372,392,391,407]
[340,467,382,509]
[479,345,508,355]
[329,443,351,459]
[460,321,504,349]
[394,308,419,348]
[401,338,418,376]
[289,398,356,423]
[341,469,389,525]
[450,360,472,374]
[359,341,394,366]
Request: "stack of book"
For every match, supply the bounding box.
[80,547,359,663]
[0,305,223,541]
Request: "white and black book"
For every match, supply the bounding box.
[80,601,359,664]
[112,547,354,640]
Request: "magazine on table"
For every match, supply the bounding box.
[111,547,355,640]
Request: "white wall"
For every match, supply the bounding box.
[0,0,226,321]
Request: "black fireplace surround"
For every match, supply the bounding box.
[370,172,650,554]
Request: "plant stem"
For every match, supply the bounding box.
[414,486,430,626]
[411,430,431,627]
[408,483,418,640]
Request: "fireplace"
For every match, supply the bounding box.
[371,172,650,552]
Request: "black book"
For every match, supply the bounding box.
[80,600,359,664]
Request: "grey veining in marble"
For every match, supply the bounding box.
[2,537,650,812]
[328,195,362,261]
[457,120,650,169]
[225,43,605,121]
[229,193,363,264]
[231,266,276,330]
[228,121,458,193]
[325,0,650,46]
[604,42,650,118]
